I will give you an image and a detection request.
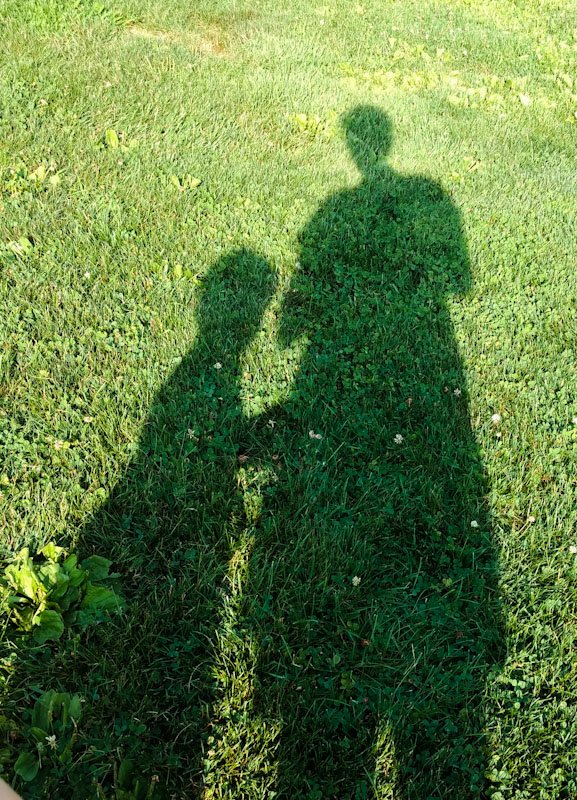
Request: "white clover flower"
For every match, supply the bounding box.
[308,430,322,440]
[572,417,577,425]
[394,433,404,444]
[491,413,502,424]
[45,734,57,750]
[470,520,479,528]
[453,388,462,396]
[528,515,536,523]
[352,575,361,587]
[570,545,577,554]
[213,362,223,370]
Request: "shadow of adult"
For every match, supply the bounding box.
[245,106,504,798]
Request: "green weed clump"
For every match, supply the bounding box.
[1,543,123,644]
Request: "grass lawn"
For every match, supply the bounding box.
[1,0,577,797]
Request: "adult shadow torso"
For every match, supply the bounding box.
[248,107,503,799]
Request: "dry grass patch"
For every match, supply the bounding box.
[126,24,228,56]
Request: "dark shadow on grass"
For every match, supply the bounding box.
[244,106,505,798]
[66,250,278,796]
[27,106,503,798]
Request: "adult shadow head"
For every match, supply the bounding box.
[253,106,503,798]
[70,249,276,791]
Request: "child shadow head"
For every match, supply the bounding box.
[142,247,277,466]
[192,248,277,365]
